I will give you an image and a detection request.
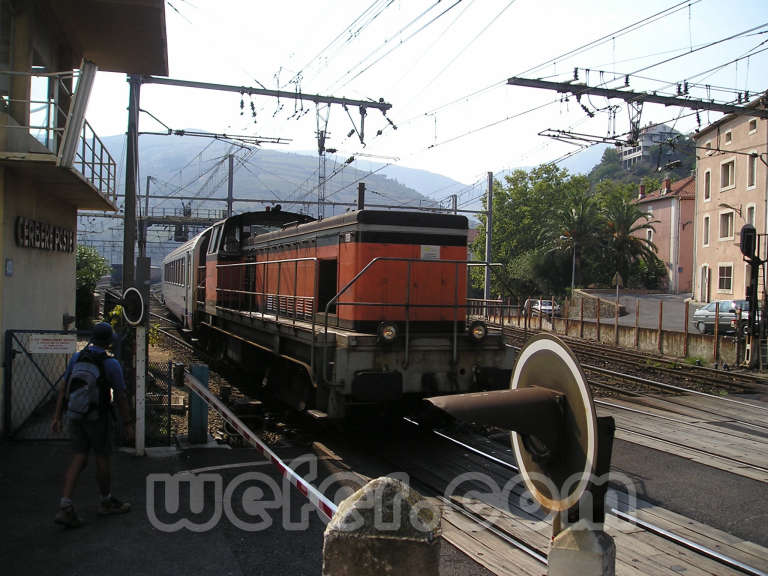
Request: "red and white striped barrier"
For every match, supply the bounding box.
[184,372,338,520]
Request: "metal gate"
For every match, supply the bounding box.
[3,330,96,439]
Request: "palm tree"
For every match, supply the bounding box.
[601,193,658,286]
[549,182,603,291]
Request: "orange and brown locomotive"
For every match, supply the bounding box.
[162,207,515,418]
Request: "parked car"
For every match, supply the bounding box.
[692,299,754,334]
[524,299,561,317]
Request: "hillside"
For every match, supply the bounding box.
[588,136,696,186]
[83,134,467,264]
[101,134,465,213]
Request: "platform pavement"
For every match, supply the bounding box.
[0,441,494,576]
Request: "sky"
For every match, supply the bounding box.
[84,0,768,207]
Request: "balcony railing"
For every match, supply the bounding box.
[0,69,116,203]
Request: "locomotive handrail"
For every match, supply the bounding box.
[213,257,320,375]
[208,255,506,387]
[322,257,502,379]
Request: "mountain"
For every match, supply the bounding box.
[84,134,466,264]
[556,144,610,175]
[101,133,446,213]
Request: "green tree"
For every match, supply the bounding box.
[471,165,574,299]
[601,190,658,288]
[546,176,602,292]
[75,245,110,328]
[640,175,660,194]
[588,147,624,184]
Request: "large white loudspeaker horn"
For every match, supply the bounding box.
[510,334,597,512]
[424,334,598,513]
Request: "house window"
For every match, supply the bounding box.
[721,160,735,190]
[703,215,710,246]
[704,170,711,200]
[748,153,757,188]
[705,140,712,155]
[724,131,732,144]
[718,264,733,292]
[646,229,653,243]
[719,211,734,240]
[746,204,756,226]
[749,119,757,133]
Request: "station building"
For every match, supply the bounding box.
[692,99,768,304]
[0,0,167,436]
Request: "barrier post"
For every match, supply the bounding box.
[579,298,584,339]
[322,477,441,576]
[714,306,720,363]
[658,301,663,354]
[188,364,209,444]
[684,302,689,358]
[538,295,543,331]
[551,294,555,333]
[634,298,639,349]
[596,298,601,342]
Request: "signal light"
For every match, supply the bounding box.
[740,224,757,260]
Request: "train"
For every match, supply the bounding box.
[161,206,516,419]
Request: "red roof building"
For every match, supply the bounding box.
[633,176,696,294]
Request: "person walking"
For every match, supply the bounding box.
[51,321,134,527]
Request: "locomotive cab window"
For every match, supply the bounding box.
[318,259,338,314]
[208,225,222,255]
[221,224,241,256]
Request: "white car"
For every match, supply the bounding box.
[524,299,561,317]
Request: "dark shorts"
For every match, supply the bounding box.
[69,414,112,455]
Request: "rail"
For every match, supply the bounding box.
[0,69,116,202]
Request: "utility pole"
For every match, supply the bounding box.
[318,130,327,220]
[138,175,150,259]
[122,74,140,290]
[227,153,234,218]
[484,171,493,303]
[357,182,365,210]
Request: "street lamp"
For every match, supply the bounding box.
[560,235,576,294]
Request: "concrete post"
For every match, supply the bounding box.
[548,520,615,576]
[322,477,441,576]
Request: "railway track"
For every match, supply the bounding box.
[502,324,768,394]
[408,420,768,576]
[147,303,768,574]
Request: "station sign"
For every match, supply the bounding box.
[15,216,74,253]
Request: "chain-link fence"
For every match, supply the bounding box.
[4,330,96,439]
[146,359,179,446]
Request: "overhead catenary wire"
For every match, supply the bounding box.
[329,0,466,91]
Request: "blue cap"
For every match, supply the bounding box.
[92,322,113,347]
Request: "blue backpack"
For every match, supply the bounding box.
[66,349,109,421]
